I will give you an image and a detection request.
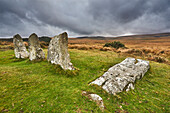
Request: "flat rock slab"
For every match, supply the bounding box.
[13,34,29,58]
[47,32,74,70]
[28,33,45,61]
[90,58,150,95]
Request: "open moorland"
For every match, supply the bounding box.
[68,33,170,64]
[0,33,170,112]
[1,33,170,65]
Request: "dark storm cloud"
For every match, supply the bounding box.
[88,0,170,35]
[88,0,148,23]
[0,0,170,37]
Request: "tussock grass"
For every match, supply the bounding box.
[0,49,169,112]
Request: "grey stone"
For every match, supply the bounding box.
[47,32,74,70]
[28,33,45,61]
[13,34,29,58]
[82,91,105,111]
[90,58,150,95]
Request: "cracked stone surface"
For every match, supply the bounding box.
[13,34,29,58]
[47,32,74,70]
[90,58,150,95]
[28,33,45,61]
[82,91,105,111]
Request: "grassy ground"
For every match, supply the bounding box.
[0,49,169,112]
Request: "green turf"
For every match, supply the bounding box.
[0,49,169,112]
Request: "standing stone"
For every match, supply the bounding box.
[47,32,74,70]
[13,34,29,58]
[28,33,45,61]
[90,58,150,95]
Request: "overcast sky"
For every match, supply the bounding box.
[0,0,170,37]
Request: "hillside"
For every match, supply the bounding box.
[0,32,170,112]
[0,49,169,112]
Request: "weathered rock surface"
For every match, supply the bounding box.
[90,58,150,95]
[82,91,105,111]
[47,32,74,70]
[28,33,45,61]
[13,34,29,58]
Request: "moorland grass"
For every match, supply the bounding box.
[0,49,169,112]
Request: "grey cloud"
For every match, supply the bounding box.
[88,0,148,23]
[0,0,170,37]
[87,0,170,35]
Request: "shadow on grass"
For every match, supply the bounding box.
[11,57,27,62]
[26,59,47,64]
[54,64,80,77]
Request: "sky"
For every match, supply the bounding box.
[0,0,170,38]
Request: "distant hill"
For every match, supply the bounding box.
[114,32,170,39]
[76,36,108,40]
[39,36,51,42]
[0,32,170,42]
[0,36,51,42]
[76,32,170,40]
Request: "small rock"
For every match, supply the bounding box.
[82,91,105,112]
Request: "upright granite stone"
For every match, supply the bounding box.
[28,33,45,61]
[13,34,29,58]
[90,58,150,95]
[47,32,74,70]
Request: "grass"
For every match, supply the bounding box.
[0,49,169,112]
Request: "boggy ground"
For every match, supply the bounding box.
[68,34,170,64]
[0,49,169,112]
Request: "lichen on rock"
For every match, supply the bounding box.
[90,58,150,95]
[28,33,45,61]
[47,32,74,70]
[13,34,29,58]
